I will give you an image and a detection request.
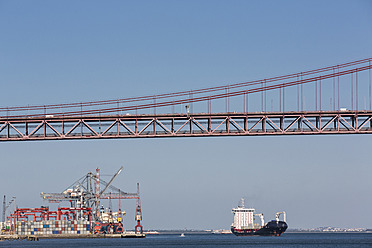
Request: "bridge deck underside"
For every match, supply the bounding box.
[1,111,371,141]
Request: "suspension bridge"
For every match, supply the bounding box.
[1,58,371,141]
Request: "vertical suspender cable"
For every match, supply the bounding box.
[333,69,335,111]
[279,86,282,112]
[243,93,246,113]
[283,82,285,112]
[338,66,340,110]
[315,80,317,111]
[301,73,303,111]
[356,71,358,111]
[261,82,263,112]
[369,60,371,110]
[297,75,299,112]
[351,73,353,110]
[264,80,267,113]
[319,78,322,111]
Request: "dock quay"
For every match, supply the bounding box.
[1,167,146,241]
[0,233,145,241]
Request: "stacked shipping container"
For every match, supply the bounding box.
[16,220,91,235]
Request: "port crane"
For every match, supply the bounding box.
[134,183,143,234]
[275,211,286,223]
[2,196,15,230]
[40,167,140,222]
[254,213,265,227]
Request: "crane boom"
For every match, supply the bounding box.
[99,166,123,197]
[2,196,15,223]
[275,211,286,222]
[254,213,265,227]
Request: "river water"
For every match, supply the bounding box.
[1,233,372,248]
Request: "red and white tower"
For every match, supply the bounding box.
[134,183,143,234]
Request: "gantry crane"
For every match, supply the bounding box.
[40,166,140,222]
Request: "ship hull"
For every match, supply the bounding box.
[231,221,288,236]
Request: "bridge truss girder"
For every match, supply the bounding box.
[0,111,372,141]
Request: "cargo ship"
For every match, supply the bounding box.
[231,199,287,236]
[93,206,125,234]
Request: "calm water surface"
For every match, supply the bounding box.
[1,233,372,248]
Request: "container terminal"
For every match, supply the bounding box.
[0,167,145,241]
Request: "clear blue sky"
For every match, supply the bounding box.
[0,0,371,229]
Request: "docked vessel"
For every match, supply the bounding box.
[231,199,287,236]
[93,206,125,234]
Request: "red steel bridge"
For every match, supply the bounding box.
[1,58,372,141]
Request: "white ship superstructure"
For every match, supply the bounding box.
[231,199,257,229]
